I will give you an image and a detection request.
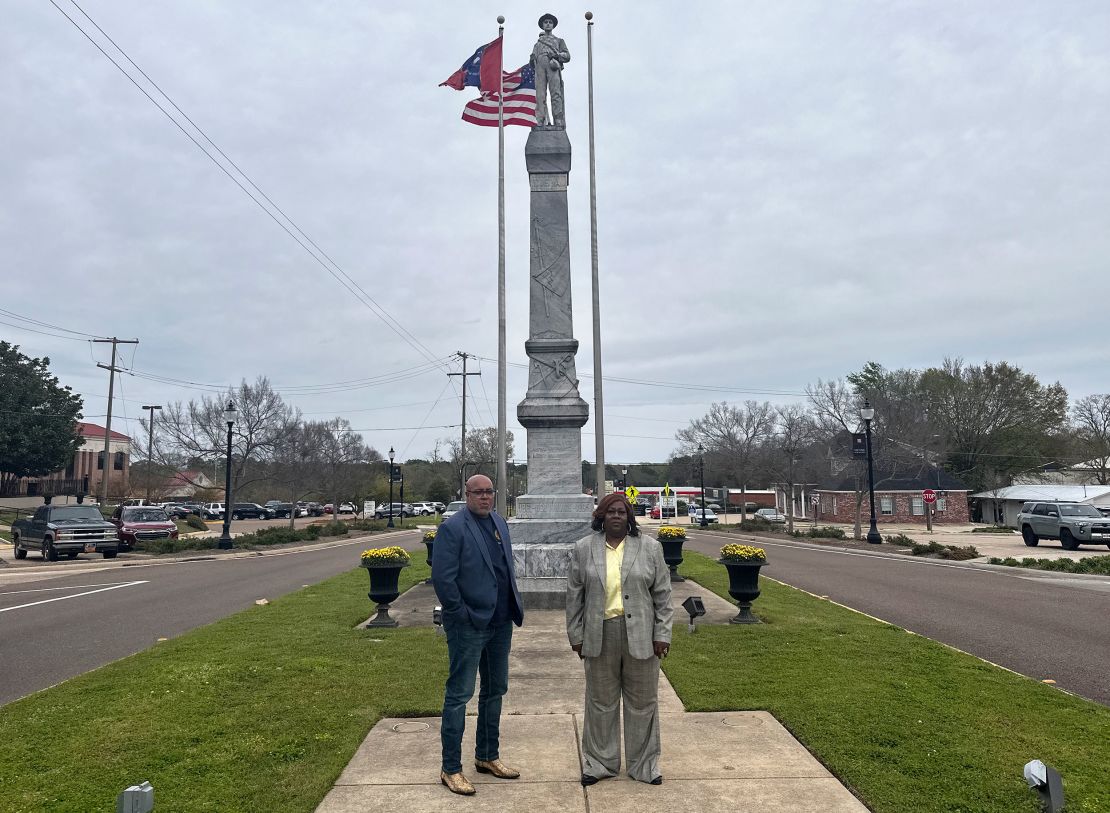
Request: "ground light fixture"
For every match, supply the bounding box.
[116,780,154,812]
[217,400,237,550]
[859,400,882,544]
[1023,760,1065,812]
[682,595,706,633]
[387,447,396,529]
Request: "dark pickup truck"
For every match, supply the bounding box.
[11,504,120,561]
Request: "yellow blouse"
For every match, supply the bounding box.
[604,538,624,619]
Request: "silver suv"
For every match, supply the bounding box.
[1017,501,1110,550]
[410,502,438,516]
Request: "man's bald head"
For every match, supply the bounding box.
[465,474,496,517]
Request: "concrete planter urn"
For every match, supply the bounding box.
[360,546,411,628]
[719,544,767,625]
[656,527,687,582]
[422,531,436,585]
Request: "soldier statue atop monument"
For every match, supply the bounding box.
[531,13,570,127]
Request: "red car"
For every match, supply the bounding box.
[111,506,179,551]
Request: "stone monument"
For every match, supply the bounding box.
[509,14,593,608]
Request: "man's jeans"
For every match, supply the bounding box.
[440,618,513,774]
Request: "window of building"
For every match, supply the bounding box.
[912,496,924,516]
[97,452,105,470]
[880,496,894,515]
[113,452,125,471]
[937,498,947,512]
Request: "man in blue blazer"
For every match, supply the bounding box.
[432,474,524,795]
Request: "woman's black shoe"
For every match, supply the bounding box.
[649,775,663,785]
[581,774,600,786]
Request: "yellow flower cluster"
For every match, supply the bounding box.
[720,543,766,562]
[656,526,687,540]
[423,530,437,542]
[360,546,411,566]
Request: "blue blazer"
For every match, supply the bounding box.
[432,507,524,629]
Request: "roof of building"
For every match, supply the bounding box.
[970,484,1110,502]
[77,421,131,441]
[819,461,968,493]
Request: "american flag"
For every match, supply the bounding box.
[461,64,537,128]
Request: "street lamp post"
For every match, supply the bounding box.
[860,400,882,544]
[218,401,237,550]
[621,466,628,493]
[697,444,708,528]
[387,447,395,529]
[141,404,162,503]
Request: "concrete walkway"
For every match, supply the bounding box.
[315,581,868,812]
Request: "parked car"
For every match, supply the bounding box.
[1017,501,1110,550]
[111,506,179,551]
[410,502,439,516]
[754,508,786,523]
[161,503,188,519]
[229,503,275,520]
[204,502,226,520]
[689,508,718,525]
[442,501,466,520]
[269,502,307,519]
[432,502,447,513]
[299,501,325,517]
[324,502,358,515]
[11,504,120,561]
[373,503,412,519]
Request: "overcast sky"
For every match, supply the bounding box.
[4,1,1109,469]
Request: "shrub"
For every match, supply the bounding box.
[185,514,208,531]
[319,521,348,538]
[133,536,217,555]
[884,533,917,546]
[988,555,1110,576]
[908,540,980,560]
[793,526,847,539]
[972,526,1015,534]
[739,517,783,533]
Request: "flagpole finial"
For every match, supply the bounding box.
[585,11,593,21]
[497,15,505,24]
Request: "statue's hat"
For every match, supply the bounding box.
[538,13,558,28]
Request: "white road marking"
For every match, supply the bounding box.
[0,580,148,613]
[0,581,145,596]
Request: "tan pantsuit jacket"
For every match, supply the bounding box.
[566,533,673,659]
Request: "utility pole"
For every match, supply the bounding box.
[141,405,162,503]
[93,337,139,506]
[447,351,481,499]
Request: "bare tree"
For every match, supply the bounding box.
[1071,394,1110,485]
[305,418,377,520]
[446,427,514,496]
[145,377,299,497]
[675,400,775,517]
[770,404,816,534]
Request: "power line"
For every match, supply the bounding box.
[49,0,445,368]
[0,308,107,340]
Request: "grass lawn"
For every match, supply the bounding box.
[0,552,445,813]
[664,553,1110,813]
[2,548,1107,812]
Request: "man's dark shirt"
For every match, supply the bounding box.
[475,512,514,627]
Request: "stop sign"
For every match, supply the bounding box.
[922,489,937,504]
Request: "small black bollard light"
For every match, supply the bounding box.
[1024,760,1065,813]
[433,605,444,635]
[682,595,706,633]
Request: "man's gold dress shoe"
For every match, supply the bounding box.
[474,758,520,779]
[440,771,476,795]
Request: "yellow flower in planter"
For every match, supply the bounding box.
[720,543,766,562]
[359,546,411,566]
[657,526,687,540]
[422,530,436,542]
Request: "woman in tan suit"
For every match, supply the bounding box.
[566,492,673,786]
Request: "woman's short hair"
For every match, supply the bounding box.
[591,492,640,536]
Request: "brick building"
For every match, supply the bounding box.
[811,463,970,526]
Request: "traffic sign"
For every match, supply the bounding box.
[625,485,640,503]
[922,489,937,504]
[663,483,672,497]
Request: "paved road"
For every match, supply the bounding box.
[684,529,1110,706]
[0,529,422,707]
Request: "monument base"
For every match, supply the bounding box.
[509,515,592,609]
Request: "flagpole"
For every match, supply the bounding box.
[586,11,606,501]
[496,15,508,516]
